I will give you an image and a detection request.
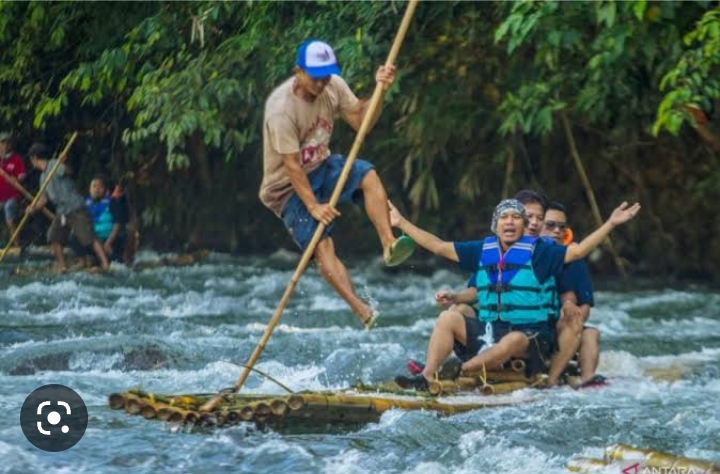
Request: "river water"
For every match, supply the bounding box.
[1,251,719,473]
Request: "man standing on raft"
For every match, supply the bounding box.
[260,39,415,329]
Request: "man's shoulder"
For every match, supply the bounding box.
[265,78,295,110]
[532,237,567,263]
[327,75,351,90]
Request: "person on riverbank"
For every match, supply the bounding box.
[390,198,640,390]
[541,201,604,388]
[0,133,27,239]
[70,174,129,264]
[25,143,109,272]
[260,39,415,329]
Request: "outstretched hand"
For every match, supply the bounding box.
[608,201,641,226]
[309,202,340,227]
[388,200,404,227]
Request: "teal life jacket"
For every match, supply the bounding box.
[86,196,113,240]
[474,235,557,324]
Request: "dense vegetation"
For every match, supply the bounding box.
[0,1,718,280]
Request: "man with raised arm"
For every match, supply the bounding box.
[389,198,639,390]
[260,39,414,329]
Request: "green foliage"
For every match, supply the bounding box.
[0,1,718,277]
[654,6,720,135]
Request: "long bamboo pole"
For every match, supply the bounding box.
[0,167,55,220]
[0,132,78,264]
[200,0,420,412]
[560,112,627,280]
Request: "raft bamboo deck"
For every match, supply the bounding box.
[109,365,546,429]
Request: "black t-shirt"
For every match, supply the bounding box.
[109,195,129,226]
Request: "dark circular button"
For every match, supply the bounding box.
[20,384,88,452]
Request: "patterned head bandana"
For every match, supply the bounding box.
[491,199,528,234]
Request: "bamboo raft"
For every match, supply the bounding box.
[568,444,720,473]
[109,362,547,429]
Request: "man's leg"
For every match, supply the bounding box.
[419,309,469,381]
[71,210,110,270]
[579,327,600,382]
[4,199,18,242]
[358,170,396,257]
[47,217,69,272]
[6,220,16,238]
[51,243,68,272]
[546,316,584,386]
[91,240,110,270]
[314,237,372,324]
[462,331,530,373]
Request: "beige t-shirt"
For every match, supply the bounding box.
[260,75,360,215]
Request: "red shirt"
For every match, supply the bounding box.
[0,153,26,201]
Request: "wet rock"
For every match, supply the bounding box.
[10,353,71,375]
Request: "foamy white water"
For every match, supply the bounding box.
[1,253,719,474]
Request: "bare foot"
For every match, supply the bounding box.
[362,310,380,330]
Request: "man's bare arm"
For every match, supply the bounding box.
[565,201,640,263]
[282,153,340,226]
[389,201,458,262]
[342,65,396,132]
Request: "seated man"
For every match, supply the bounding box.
[0,133,27,239]
[389,198,640,390]
[26,143,109,272]
[71,175,129,263]
[541,201,604,387]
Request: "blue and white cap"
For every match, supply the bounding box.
[296,39,341,79]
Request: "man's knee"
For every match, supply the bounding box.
[437,308,465,325]
[498,331,530,354]
[557,317,584,336]
[582,327,600,344]
[436,309,467,334]
[449,303,476,319]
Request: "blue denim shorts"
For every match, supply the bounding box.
[281,154,374,250]
[1,198,18,223]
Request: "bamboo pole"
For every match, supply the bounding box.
[0,167,55,220]
[200,0,420,413]
[0,132,78,264]
[605,444,720,474]
[560,113,627,280]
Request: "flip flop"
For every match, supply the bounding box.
[384,235,416,267]
[578,374,609,390]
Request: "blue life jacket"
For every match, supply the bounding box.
[86,196,113,240]
[474,235,557,324]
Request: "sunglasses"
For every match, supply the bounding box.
[544,220,568,231]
